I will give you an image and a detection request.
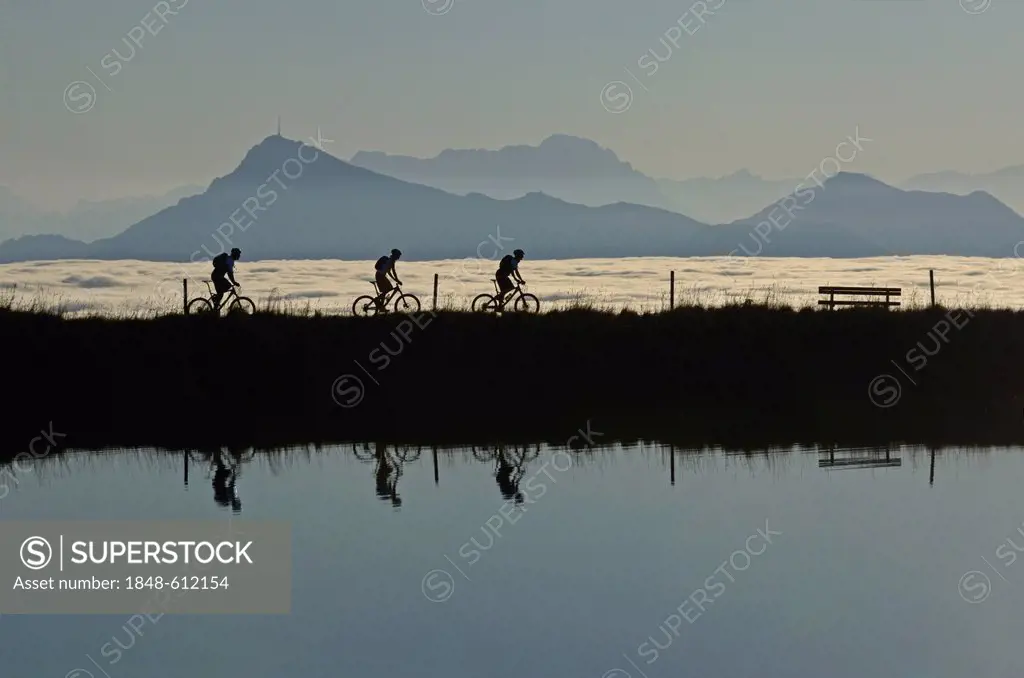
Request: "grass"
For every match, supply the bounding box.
[2,279,1011,319]
[2,293,1024,456]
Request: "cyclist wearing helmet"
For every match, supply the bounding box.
[373,248,404,310]
[495,248,525,305]
[211,247,242,308]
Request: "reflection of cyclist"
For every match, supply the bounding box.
[374,442,402,508]
[495,446,525,504]
[495,249,525,306]
[211,447,242,513]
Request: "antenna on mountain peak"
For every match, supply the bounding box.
[277,116,282,137]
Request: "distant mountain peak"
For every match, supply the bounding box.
[822,171,891,190]
[538,133,601,149]
[723,169,760,181]
[224,135,379,185]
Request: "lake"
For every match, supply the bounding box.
[2,255,1022,315]
[2,440,1023,677]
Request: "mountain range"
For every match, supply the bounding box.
[353,134,1024,223]
[2,134,1024,263]
[900,167,1024,216]
[350,134,672,212]
[0,184,203,243]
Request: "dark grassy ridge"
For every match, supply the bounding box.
[2,304,1024,459]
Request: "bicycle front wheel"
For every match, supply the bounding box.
[353,295,380,317]
[187,298,214,315]
[514,293,540,313]
[472,294,499,313]
[227,297,256,315]
[393,293,421,314]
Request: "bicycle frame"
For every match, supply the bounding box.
[371,281,403,308]
[202,280,241,311]
[490,281,527,309]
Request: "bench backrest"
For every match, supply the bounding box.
[818,286,901,296]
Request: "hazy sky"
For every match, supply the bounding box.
[1,0,1020,206]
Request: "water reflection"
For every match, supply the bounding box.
[3,439,1022,678]
[184,446,255,513]
[352,443,424,509]
[0,441,972,516]
[472,444,541,504]
[818,445,902,470]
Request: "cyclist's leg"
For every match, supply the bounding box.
[212,271,230,307]
[496,273,513,305]
[375,273,393,309]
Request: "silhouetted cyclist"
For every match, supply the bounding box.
[495,249,525,306]
[373,248,403,311]
[211,247,242,308]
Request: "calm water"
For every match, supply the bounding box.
[2,442,1023,677]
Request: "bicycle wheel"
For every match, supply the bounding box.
[393,293,421,314]
[472,294,499,313]
[227,296,256,315]
[353,295,380,317]
[514,293,540,313]
[187,298,214,315]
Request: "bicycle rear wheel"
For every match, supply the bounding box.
[227,297,256,315]
[187,298,214,315]
[394,293,421,313]
[514,293,540,313]
[353,295,380,317]
[472,294,499,313]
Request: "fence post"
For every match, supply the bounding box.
[929,269,936,308]
[669,271,675,310]
[433,273,439,311]
[183,278,188,315]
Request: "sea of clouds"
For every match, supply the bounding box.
[0,256,1018,317]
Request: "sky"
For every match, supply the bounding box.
[1,0,1021,207]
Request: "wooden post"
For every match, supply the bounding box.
[183,450,189,487]
[929,269,936,308]
[929,446,936,486]
[669,443,676,486]
[669,271,675,310]
[432,446,439,485]
[183,278,188,315]
[432,273,439,311]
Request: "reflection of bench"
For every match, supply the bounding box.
[819,447,902,470]
[818,286,901,310]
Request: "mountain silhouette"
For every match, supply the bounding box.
[656,169,800,224]
[0,184,202,243]
[901,166,1024,216]
[350,134,672,210]
[0,135,706,262]
[3,141,1024,262]
[723,172,1024,257]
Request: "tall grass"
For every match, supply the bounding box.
[0,280,1008,319]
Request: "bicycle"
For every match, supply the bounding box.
[472,281,540,313]
[187,280,256,316]
[352,281,421,316]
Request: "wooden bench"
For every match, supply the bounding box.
[818,286,901,310]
